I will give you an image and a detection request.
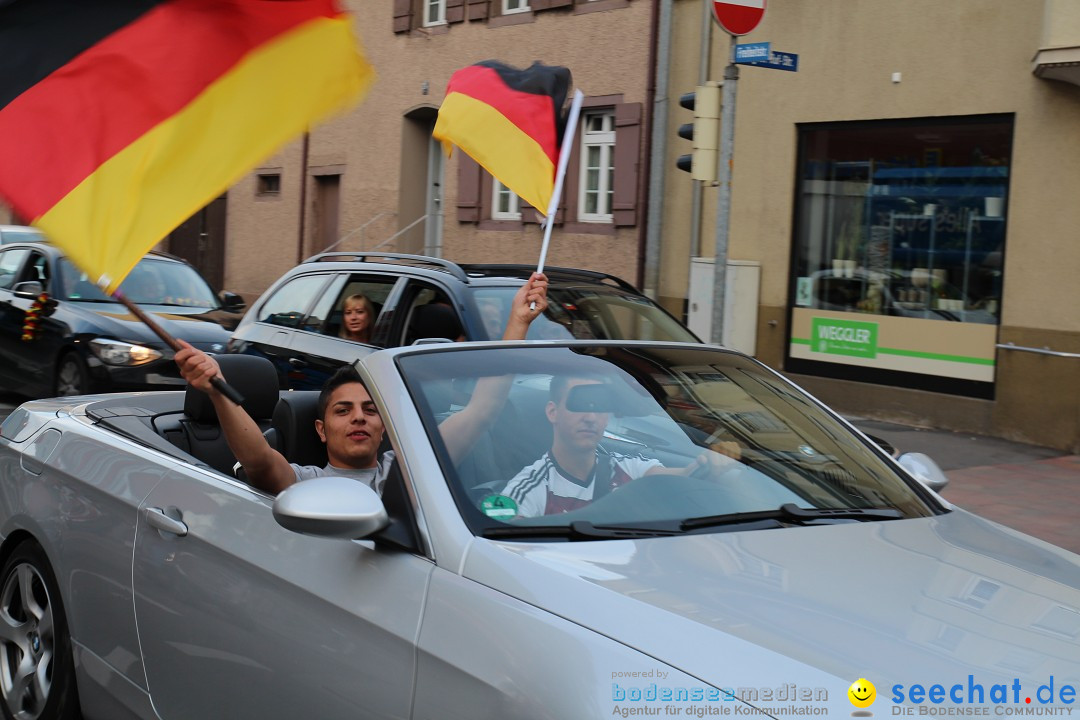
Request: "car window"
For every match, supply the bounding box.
[55,257,219,307]
[398,345,938,536]
[472,286,699,342]
[400,281,463,345]
[17,252,48,286]
[306,274,398,341]
[257,274,331,328]
[0,248,30,290]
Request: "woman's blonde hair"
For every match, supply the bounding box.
[339,293,375,340]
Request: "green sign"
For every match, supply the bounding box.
[480,494,518,519]
[811,318,879,358]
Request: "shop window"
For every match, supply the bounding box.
[786,115,1013,398]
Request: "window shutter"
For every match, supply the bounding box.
[447,0,466,23]
[393,0,413,33]
[467,0,489,20]
[612,102,642,226]
[457,154,481,223]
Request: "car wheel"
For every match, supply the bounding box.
[53,354,89,397]
[0,542,79,720]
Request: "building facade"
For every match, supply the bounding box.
[218,0,656,303]
[658,0,1080,451]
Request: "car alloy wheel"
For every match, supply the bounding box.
[0,543,78,720]
[54,354,88,397]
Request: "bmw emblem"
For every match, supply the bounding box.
[30,634,39,653]
[798,445,817,457]
[210,343,224,353]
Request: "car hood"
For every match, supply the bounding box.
[463,510,1080,714]
[69,302,235,347]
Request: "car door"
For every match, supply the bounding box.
[234,272,335,388]
[283,273,404,389]
[132,465,433,720]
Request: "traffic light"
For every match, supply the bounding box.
[675,83,721,182]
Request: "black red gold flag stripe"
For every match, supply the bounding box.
[433,61,571,215]
[0,0,373,291]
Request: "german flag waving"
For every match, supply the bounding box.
[434,61,571,216]
[0,0,373,292]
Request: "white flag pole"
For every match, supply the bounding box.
[536,88,584,277]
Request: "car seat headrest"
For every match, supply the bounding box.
[184,354,280,423]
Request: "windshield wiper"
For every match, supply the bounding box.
[483,520,684,541]
[682,503,903,531]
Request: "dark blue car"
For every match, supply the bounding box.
[0,241,245,397]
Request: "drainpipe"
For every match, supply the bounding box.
[296,131,310,263]
[642,0,673,297]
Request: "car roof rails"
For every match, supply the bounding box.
[459,264,639,294]
[302,252,469,283]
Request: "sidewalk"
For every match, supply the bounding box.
[850,417,1080,555]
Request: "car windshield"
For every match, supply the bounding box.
[398,345,940,538]
[471,285,698,342]
[57,257,220,308]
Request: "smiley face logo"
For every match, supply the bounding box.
[848,678,876,709]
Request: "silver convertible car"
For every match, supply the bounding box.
[0,341,1078,720]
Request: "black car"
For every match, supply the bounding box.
[228,252,700,390]
[0,242,246,397]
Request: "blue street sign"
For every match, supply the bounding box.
[734,42,771,64]
[745,50,799,72]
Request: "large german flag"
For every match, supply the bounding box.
[434,61,571,216]
[0,0,373,291]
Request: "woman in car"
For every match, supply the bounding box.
[339,293,375,344]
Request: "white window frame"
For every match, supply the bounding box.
[491,179,522,220]
[424,0,446,26]
[577,110,615,223]
[503,0,531,13]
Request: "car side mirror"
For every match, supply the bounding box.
[272,476,389,539]
[220,291,246,313]
[897,452,949,493]
[13,281,44,299]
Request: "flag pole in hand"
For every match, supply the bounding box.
[112,290,245,405]
[533,88,584,307]
[536,88,585,274]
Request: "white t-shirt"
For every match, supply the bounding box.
[502,448,662,518]
[291,450,396,495]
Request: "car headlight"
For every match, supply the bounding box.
[88,338,163,366]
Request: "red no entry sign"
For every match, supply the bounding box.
[711,0,766,36]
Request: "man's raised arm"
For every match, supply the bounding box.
[439,272,548,464]
[174,341,297,494]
